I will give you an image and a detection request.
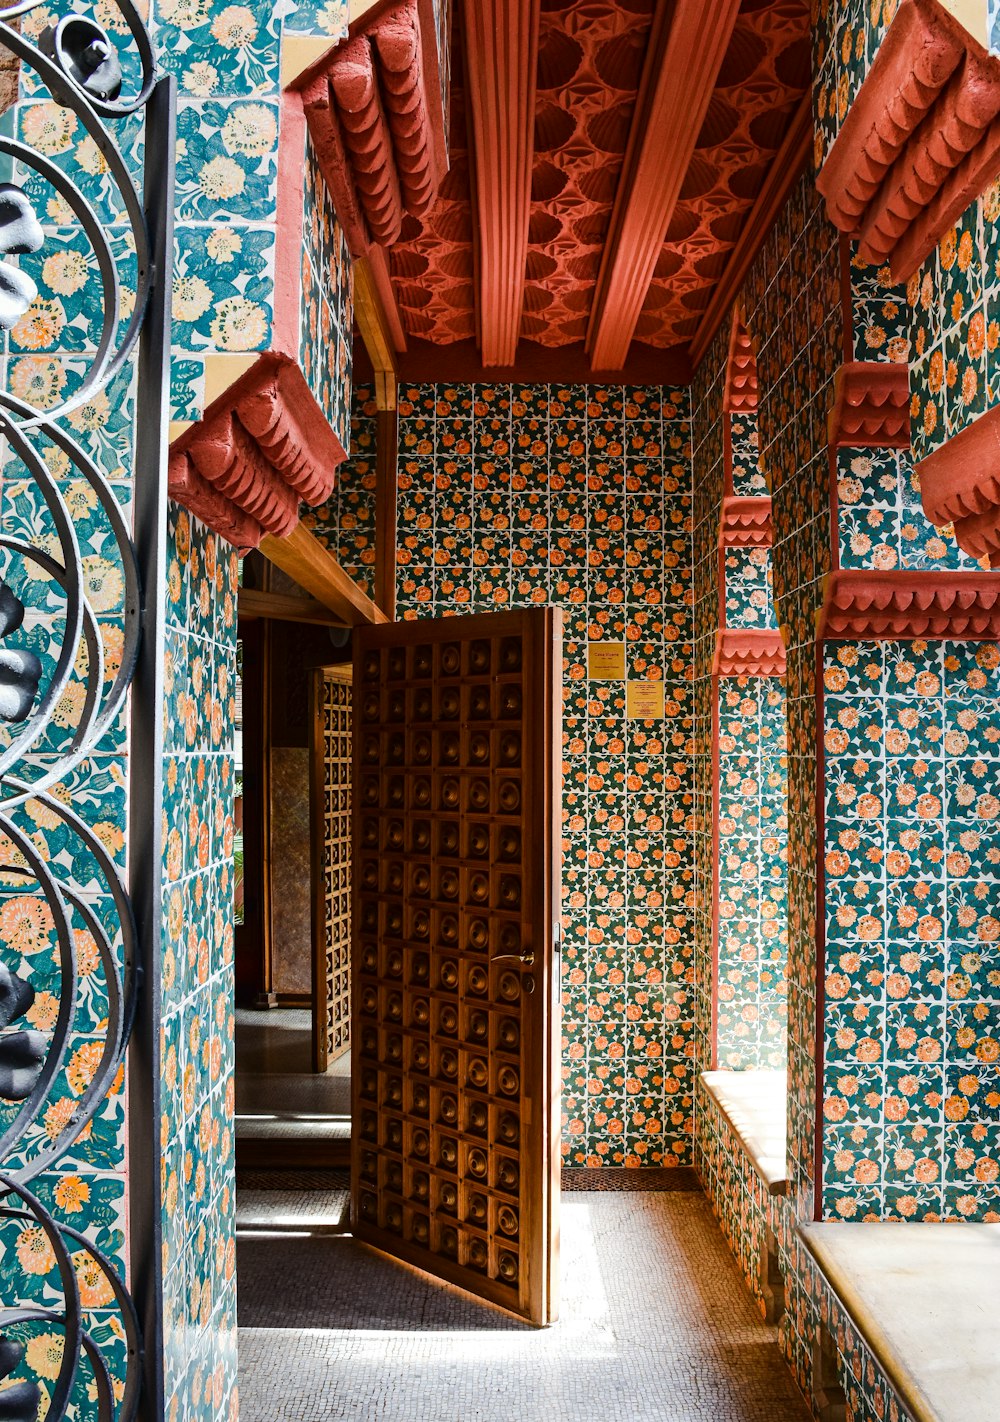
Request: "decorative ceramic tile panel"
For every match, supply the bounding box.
[303,384,378,596]
[161,504,240,1422]
[724,547,778,630]
[300,130,353,452]
[691,327,726,1078]
[743,167,843,1219]
[822,637,1000,1223]
[145,0,351,429]
[835,445,983,571]
[396,382,695,1169]
[812,0,894,171]
[716,678,788,1070]
[697,1081,917,1422]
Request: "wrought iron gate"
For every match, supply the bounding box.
[0,0,173,1417]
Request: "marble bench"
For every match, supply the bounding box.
[700,1069,788,1322]
[700,1068,788,1196]
[799,1222,1000,1422]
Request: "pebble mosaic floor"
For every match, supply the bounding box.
[236,1174,810,1421]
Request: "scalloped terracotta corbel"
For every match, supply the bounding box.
[296,0,447,259]
[916,403,1000,560]
[817,0,1000,282]
[168,354,347,554]
[828,362,911,447]
[713,630,787,677]
[818,569,1000,637]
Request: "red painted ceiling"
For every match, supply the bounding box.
[384,0,811,365]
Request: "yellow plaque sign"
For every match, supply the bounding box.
[626,680,665,720]
[587,642,626,680]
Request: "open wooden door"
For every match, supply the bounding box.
[310,663,353,1073]
[351,608,562,1324]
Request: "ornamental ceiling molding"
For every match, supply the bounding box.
[298,0,447,260]
[168,354,347,554]
[586,0,741,369]
[818,570,1000,638]
[827,361,910,447]
[916,404,1000,561]
[713,629,786,677]
[816,0,1000,282]
[384,0,811,364]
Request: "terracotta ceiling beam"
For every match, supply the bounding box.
[462,0,541,366]
[586,0,741,371]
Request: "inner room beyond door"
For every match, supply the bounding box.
[351,608,563,1325]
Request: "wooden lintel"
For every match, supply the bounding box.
[375,407,399,619]
[237,588,350,626]
[259,523,389,625]
[354,251,402,409]
[587,0,741,370]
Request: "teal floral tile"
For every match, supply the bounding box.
[174,224,274,352]
[154,0,282,96]
[283,0,349,37]
[15,102,145,229]
[175,100,279,223]
[171,356,205,422]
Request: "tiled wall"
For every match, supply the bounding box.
[811,1,895,171]
[716,678,788,1070]
[835,444,982,572]
[698,1082,917,1421]
[300,130,354,452]
[744,167,843,1214]
[395,382,696,1168]
[161,505,240,1419]
[908,183,1000,463]
[691,341,789,1077]
[156,0,353,433]
[302,384,378,595]
[821,636,1000,1221]
[0,396,135,1415]
[691,332,725,1076]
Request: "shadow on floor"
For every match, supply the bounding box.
[236,1233,532,1332]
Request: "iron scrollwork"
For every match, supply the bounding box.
[0,0,170,1417]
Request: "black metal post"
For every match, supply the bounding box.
[127,71,176,1422]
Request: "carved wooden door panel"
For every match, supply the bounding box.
[310,664,353,1073]
[351,608,562,1324]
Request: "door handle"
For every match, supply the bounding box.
[490,949,535,968]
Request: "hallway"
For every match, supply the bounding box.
[236,1174,809,1422]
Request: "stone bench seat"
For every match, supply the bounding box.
[799,1222,1000,1422]
[700,1069,788,1196]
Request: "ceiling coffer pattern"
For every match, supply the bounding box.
[384,0,810,356]
[633,0,810,349]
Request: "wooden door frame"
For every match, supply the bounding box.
[235,616,274,1006]
[310,662,354,1073]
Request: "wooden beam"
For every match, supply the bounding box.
[586,0,741,371]
[259,524,389,625]
[237,588,350,626]
[463,0,541,367]
[689,96,812,370]
[354,251,402,409]
[375,407,399,619]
